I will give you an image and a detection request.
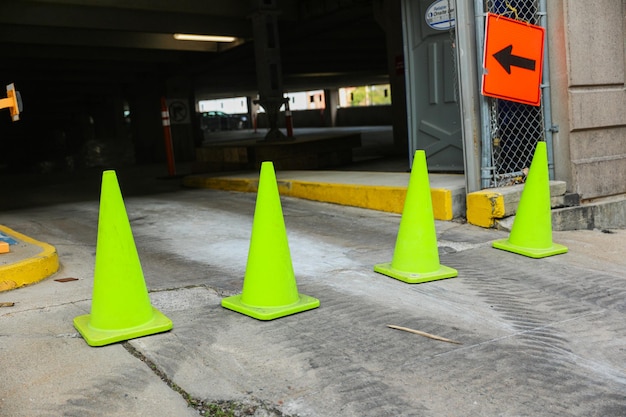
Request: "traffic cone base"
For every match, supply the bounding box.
[222,293,319,321]
[74,307,173,347]
[492,238,568,259]
[374,262,457,284]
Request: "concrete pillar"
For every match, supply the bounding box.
[374,0,409,155]
[90,90,125,141]
[127,76,164,163]
[249,96,261,131]
[323,89,339,127]
[250,0,289,141]
[166,75,197,162]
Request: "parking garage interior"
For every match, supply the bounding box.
[0,0,408,176]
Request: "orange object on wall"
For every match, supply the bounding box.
[0,241,10,254]
[481,13,545,106]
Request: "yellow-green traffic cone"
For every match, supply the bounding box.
[73,170,173,346]
[221,161,319,320]
[374,150,457,283]
[493,141,567,258]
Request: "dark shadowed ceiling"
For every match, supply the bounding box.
[0,0,392,171]
[0,0,389,97]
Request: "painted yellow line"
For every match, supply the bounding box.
[183,175,454,220]
[0,225,59,292]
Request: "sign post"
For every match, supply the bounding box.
[481,13,545,106]
[161,97,176,177]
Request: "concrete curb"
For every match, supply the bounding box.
[184,172,625,231]
[183,174,457,220]
[466,180,568,228]
[0,225,59,292]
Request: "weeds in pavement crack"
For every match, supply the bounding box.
[122,342,292,416]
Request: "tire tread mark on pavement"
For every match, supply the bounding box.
[448,250,626,416]
[268,285,467,417]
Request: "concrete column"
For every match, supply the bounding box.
[323,89,339,127]
[249,96,261,131]
[250,0,289,141]
[90,90,125,141]
[127,76,164,163]
[374,0,409,155]
[166,75,196,162]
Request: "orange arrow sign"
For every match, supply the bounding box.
[481,13,545,106]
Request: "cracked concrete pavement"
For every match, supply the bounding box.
[1,166,625,416]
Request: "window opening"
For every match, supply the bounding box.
[338,84,392,107]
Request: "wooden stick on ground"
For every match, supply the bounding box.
[387,324,462,345]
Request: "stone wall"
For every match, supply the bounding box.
[550,0,626,201]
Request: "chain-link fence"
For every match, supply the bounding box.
[484,0,545,187]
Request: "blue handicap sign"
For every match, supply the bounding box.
[0,231,18,245]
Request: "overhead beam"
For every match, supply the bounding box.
[23,0,298,20]
[23,0,262,18]
[0,42,192,63]
[0,2,252,38]
[0,24,246,52]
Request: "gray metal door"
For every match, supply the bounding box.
[402,0,463,172]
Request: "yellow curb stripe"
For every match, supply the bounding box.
[285,181,407,214]
[183,176,259,192]
[431,188,453,221]
[183,175,454,220]
[0,225,59,292]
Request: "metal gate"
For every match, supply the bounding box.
[477,0,554,188]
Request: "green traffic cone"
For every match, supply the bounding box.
[74,170,172,346]
[493,141,568,258]
[374,150,457,283]
[221,161,319,320]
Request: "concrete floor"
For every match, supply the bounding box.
[1,162,625,416]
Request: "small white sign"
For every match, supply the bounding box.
[425,0,456,31]
[167,99,190,124]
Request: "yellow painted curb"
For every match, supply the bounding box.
[466,190,505,228]
[183,175,454,220]
[0,225,60,292]
[183,176,259,192]
[285,181,407,214]
[431,188,453,221]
